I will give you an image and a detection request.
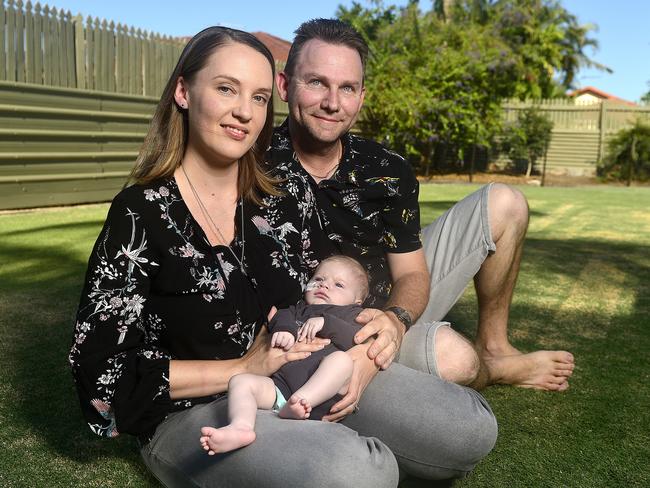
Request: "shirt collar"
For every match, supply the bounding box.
[271,119,359,187]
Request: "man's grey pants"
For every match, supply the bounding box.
[140,185,498,488]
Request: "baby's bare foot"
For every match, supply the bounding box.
[199,425,256,455]
[482,349,575,391]
[278,395,312,419]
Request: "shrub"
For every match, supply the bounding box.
[501,107,554,176]
[599,120,650,185]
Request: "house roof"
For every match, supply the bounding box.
[568,86,636,106]
[176,31,291,63]
[251,32,291,63]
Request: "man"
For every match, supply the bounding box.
[267,19,497,481]
[270,17,574,401]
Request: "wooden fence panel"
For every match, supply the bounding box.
[1,1,185,96]
[500,100,650,176]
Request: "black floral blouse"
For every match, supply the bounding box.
[69,171,324,441]
[268,122,421,307]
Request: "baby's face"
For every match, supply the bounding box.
[304,261,363,306]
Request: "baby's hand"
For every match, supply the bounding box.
[271,331,295,350]
[298,317,325,343]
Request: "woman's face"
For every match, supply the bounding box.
[177,42,273,167]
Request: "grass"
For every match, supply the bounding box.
[1,184,649,487]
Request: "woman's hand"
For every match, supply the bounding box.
[241,327,329,377]
[322,342,379,422]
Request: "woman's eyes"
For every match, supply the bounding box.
[217,86,267,104]
[217,85,234,94]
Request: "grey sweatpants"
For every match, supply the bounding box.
[140,185,498,487]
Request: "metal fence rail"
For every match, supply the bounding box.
[0,80,156,208]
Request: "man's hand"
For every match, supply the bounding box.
[354,308,406,370]
[297,317,325,343]
[271,330,295,350]
[322,342,379,422]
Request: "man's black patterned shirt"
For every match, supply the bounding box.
[267,122,422,307]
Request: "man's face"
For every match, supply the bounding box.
[277,40,365,145]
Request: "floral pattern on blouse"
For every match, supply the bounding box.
[70,174,325,441]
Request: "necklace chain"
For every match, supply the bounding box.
[181,164,246,275]
[295,141,342,180]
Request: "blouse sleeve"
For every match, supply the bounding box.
[69,193,171,438]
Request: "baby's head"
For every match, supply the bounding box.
[304,256,369,306]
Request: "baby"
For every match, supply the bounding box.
[200,255,369,455]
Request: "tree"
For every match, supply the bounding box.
[599,120,650,185]
[641,82,650,105]
[336,0,606,171]
[441,0,610,97]
[340,3,518,173]
[501,106,553,176]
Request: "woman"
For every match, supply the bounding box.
[69,27,398,487]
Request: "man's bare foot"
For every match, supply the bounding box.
[199,425,256,455]
[278,395,312,419]
[480,348,575,391]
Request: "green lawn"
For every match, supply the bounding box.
[1,184,649,487]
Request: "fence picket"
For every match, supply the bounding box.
[133,28,141,94]
[84,16,92,89]
[73,13,84,88]
[51,6,60,85]
[0,1,5,79]
[92,17,100,91]
[65,10,73,86]
[99,19,108,91]
[15,0,25,82]
[7,0,16,81]
[25,0,34,82]
[107,20,115,92]
[57,8,66,86]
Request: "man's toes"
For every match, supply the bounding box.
[542,375,568,390]
[557,381,570,391]
[558,351,574,364]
